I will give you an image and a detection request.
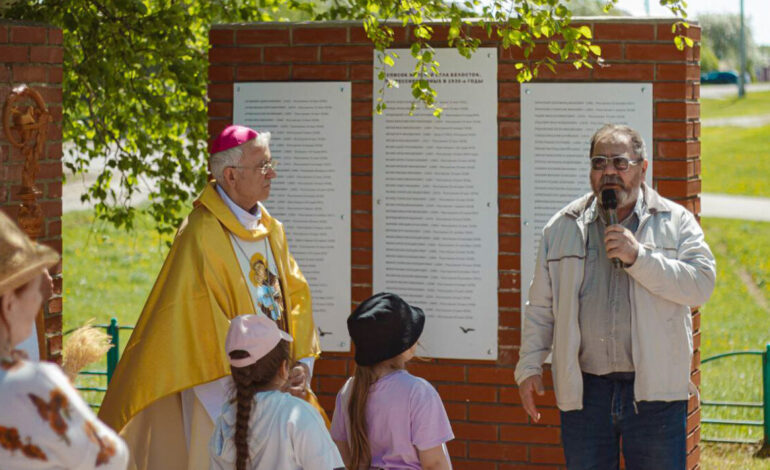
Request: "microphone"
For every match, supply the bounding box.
[601,189,623,269]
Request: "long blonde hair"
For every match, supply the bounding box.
[347,354,409,470]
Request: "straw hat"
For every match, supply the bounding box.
[0,210,59,296]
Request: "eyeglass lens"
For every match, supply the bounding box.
[591,156,634,171]
[260,160,277,174]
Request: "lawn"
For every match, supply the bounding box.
[62,209,172,404]
[700,90,770,120]
[701,124,770,198]
[698,218,770,449]
[702,444,770,470]
[62,210,172,334]
[698,89,770,468]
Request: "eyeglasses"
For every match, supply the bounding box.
[230,159,278,175]
[590,155,643,172]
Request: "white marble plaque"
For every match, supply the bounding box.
[373,48,498,360]
[520,82,653,317]
[234,82,351,351]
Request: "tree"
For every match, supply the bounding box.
[1,0,690,234]
[698,13,760,76]
[699,43,719,73]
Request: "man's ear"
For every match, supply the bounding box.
[222,166,235,184]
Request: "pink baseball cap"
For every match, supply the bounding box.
[225,314,293,368]
[211,125,259,154]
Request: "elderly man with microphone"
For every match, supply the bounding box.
[515,124,716,469]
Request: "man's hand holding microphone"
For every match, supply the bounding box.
[602,188,639,268]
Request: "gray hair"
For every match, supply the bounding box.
[209,131,271,182]
[589,124,646,160]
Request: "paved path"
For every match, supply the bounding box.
[64,175,770,223]
[702,113,770,128]
[701,193,770,222]
[700,83,770,99]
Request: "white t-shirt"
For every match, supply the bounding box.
[209,390,343,470]
[0,358,129,470]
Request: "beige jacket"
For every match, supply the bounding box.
[514,185,716,410]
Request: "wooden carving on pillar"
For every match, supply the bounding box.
[3,84,50,239]
[3,85,52,360]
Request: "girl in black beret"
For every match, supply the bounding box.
[330,292,454,470]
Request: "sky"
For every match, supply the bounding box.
[614,0,770,46]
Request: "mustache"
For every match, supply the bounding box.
[600,175,624,187]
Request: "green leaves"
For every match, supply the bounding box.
[1,0,691,234]
[2,0,278,234]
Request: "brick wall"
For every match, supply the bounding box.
[0,20,64,362]
[209,18,702,469]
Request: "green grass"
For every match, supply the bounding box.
[62,210,171,333]
[62,209,172,405]
[700,124,770,198]
[701,444,770,470]
[699,218,770,468]
[701,90,770,120]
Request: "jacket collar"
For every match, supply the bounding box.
[194,181,273,241]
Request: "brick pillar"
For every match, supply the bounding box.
[0,20,64,362]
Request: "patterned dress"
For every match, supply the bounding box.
[0,357,128,469]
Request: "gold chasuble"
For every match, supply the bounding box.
[98,182,322,470]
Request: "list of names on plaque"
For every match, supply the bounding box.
[373,49,498,360]
[520,83,653,317]
[234,82,351,351]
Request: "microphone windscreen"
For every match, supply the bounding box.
[601,189,618,210]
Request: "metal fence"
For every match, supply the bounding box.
[70,318,134,408]
[701,343,769,449]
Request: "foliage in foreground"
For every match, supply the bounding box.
[2,0,689,234]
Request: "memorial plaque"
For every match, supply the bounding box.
[373,49,498,360]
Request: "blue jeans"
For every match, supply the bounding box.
[560,373,687,470]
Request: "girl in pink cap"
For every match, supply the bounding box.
[209,314,343,470]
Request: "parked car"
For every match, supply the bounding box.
[701,70,751,85]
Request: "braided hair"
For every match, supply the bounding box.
[228,339,290,470]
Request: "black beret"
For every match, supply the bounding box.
[347,292,425,366]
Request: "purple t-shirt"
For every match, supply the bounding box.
[330,369,454,469]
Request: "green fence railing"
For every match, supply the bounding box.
[701,343,769,450]
[68,318,134,408]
